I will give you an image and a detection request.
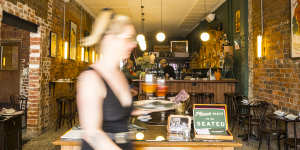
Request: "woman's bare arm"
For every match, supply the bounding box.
[77,71,121,150]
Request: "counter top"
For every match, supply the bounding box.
[53,115,242,149]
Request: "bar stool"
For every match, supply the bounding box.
[199,92,214,104]
[56,96,76,130]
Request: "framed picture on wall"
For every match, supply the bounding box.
[84,48,89,62]
[235,10,240,33]
[291,0,300,58]
[69,21,77,60]
[49,31,57,57]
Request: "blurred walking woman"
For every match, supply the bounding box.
[77,9,137,150]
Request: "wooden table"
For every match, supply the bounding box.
[132,79,238,104]
[53,120,242,150]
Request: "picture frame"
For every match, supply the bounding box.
[291,0,300,58]
[167,115,192,133]
[170,40,188,53]
[49,31,57,57]
[84,48,89,63]
[69,21,77,60]
[235,10,240,33]
[170,40,189,57]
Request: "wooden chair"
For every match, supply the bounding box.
[257,103,285,150]
[284,120,300,150]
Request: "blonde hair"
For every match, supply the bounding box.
[81,9,133,47]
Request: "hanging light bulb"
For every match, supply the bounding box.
[156,32,165,42]
[200,32,210,42]
[156,0,166,42]
[136,34,145,42]
[139,40,147,51]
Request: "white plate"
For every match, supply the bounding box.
[134,100,175,112]
[1,111,24,116]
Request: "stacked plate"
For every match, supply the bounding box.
[273,110,286,117]
[285,114,298,120]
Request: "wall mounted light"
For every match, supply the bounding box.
[81,47,84,61]
[257,35,262,58]
[200,32,210,42]
[64,41,68,59]
[92,50,95,63]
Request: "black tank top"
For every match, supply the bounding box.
[88,67,133,133]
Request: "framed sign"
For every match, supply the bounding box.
[167,115,192,133]
[193,104,232,140]
[69,21,77,60]
[49,31,57,57]
[170,40,188,53]
[291,0,300,58]
[235,10,240,33]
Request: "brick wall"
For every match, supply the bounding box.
[0,0,93,136]
[249,0,300,113]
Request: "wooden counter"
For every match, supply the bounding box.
[53,121,242,150]
[132,79,238,104]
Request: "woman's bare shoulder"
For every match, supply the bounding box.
[77,70,107,98]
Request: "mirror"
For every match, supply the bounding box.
[0,44,18,70]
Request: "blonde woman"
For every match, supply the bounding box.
[77,9,147,150]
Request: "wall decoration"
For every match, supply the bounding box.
[291,0,300,58]
[49,31,57,57]
[69,21,77,60]
[170,40,188,53]
[84,48,89,62]
[235,10,240,33]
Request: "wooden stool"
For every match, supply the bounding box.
[199,93,214,104]
[56,97,75,130]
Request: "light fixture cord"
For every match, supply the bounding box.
[80,7,82,43]
[260,0,264,35]
[141,0,145,33]
[63,3,66,41]
[161,0,162,31]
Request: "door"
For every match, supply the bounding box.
[0,41,20,103]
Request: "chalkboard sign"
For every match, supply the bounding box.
[193,104,232,140]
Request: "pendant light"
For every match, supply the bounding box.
[257,0,264,58]
[63,1,68,59]
[200,0,210,42]
[156,0,166,42]
[137,0,147,51]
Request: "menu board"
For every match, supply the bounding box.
[193,104,230,138]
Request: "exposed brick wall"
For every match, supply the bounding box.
[249,0,300,113]
[0,0,93,136]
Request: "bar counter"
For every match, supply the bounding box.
[53,121,242,150]
[132,79,238,104]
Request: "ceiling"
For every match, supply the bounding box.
[75,0,226,39]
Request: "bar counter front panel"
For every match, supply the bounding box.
[53,121,242,150]
[133,79,238,104]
